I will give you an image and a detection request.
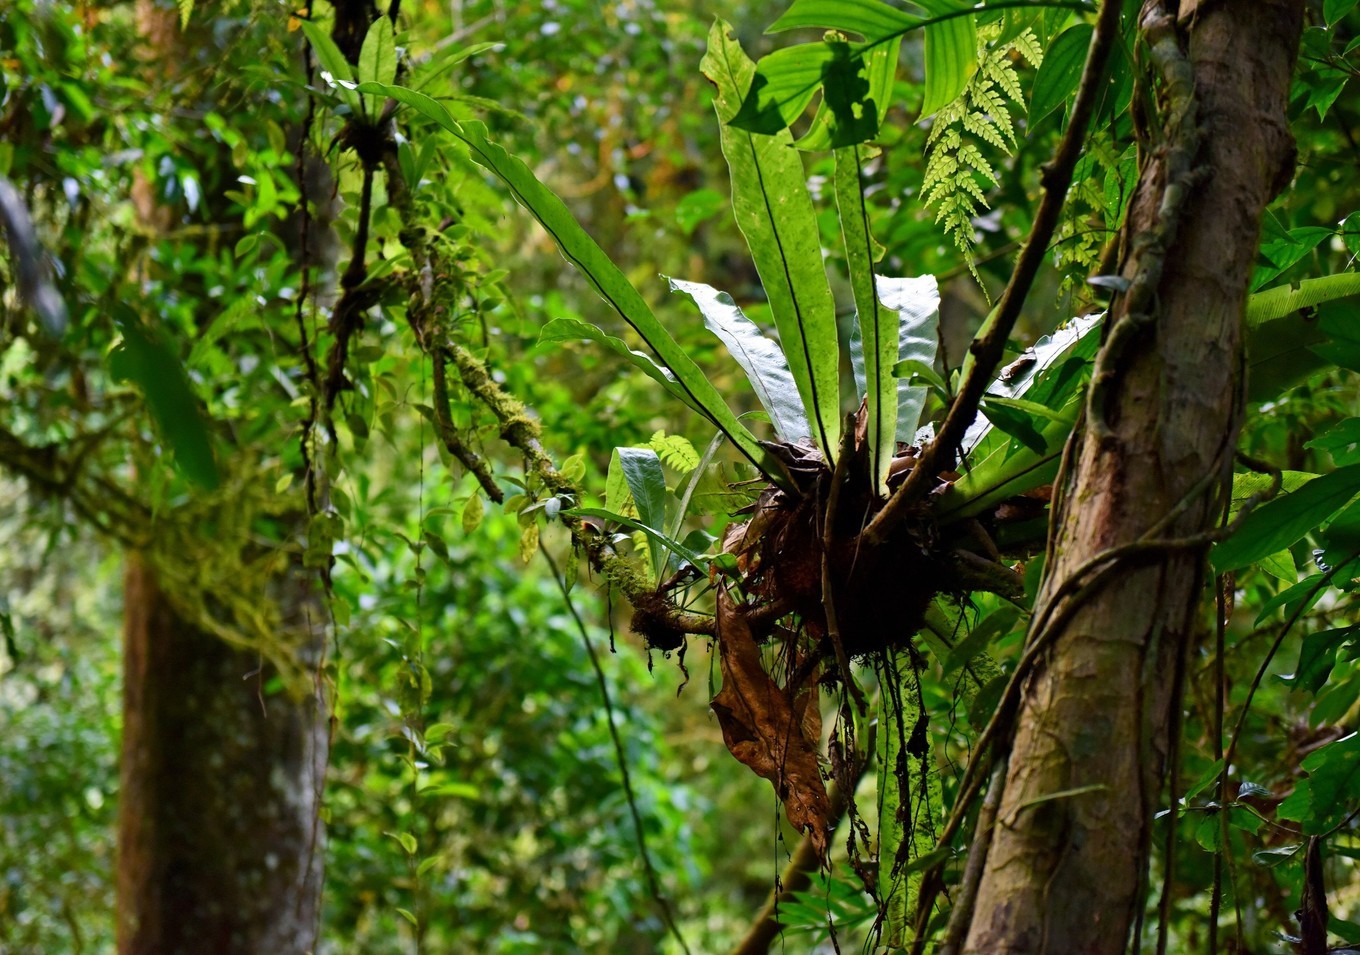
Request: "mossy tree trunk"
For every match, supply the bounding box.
[115,4,328,953]
[960,2,1304,952]
[117,558,327,955]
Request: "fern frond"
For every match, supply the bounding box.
[1011,29,1043,69]
[963,111,1010,152]
[957,144,999,187]
[921,24,1042,288]
[1053,133,1129,299]
[981,52,1024,104]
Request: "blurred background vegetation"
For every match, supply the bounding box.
[3,0,1360,952]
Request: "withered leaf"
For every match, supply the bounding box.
[710,591,830,858]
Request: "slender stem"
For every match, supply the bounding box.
[543,547,693,955]
[729,733,875,955]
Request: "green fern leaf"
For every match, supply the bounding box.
[921,24,1042,285]
[1012,29,1044,68]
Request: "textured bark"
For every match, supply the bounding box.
[117,557,327,955]
[961,3,1304,953]
[116,5,329,952]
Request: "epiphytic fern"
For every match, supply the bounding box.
[922,25,1042,284]
[1054,134,1137,299]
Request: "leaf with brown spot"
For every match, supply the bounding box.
[710,591,830,857]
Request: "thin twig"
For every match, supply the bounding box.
[729,727,877,955]
[543,546,693,955]
[1222,555,1358,773]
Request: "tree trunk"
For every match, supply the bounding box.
[961,2,1303,952]
[117,557,327,955]
[116,4,328,952]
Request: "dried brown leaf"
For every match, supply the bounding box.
[710,591,830,858]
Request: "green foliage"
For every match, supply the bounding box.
[350,77,785,484]
[730,0,977,144]
[107,316,220,490]
[8,0,1360,952]
[922,22,1042,282]
[703,20,843,460]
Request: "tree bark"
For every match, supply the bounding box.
[116,5,329,952]
[117,557,327,955]
[961,2,1303,952]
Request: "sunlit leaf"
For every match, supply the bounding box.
[916,0,977,118]
[1246,271,1360,326]
[616,447,668,579]
[358,16,397,120]
[669,278,809,444]
[838,146,894,492]
[1029,23,1091,123]
[703,22,841,460]
[300,20,363,116]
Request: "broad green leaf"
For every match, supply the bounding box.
[1312,303,1360,373]
[1343,211,1360,258]
[668,278,810,444]
[1212,463,1360,572]
[916,0,977,118]
[616,448,668,579]
[978,396,1050,454]
[1253,571,1331,626]
[109,316,220,490]
[937,413,1075,521]
[760,0,974,122]
[837,144,894,493]
[1183,759,1227,801]
[1229,469,1317,519]
[795,38,903,150]
[605,451,635,517]
[1253,844,1304,867]
[729,42,834,135]
[461,491,483,534]
[358,16,398,120]
[731,36,901,150]
[1252,225,1332,290]
[1246,272,1360,326]
[961,311,1102,457]
[538,317,689,406]
[1259,548,1298,581]
[385,830,418,855]
[356,81,786,488]
[1277,734,1360,833]
[1307,417,1360,466]
[1028,22,1091,124]
[767,0,919,39]
[1282,627,1356,695]
[1327,0,1360,27]
[704,22,841,461]
[875,274,941,443]
[299,20,363,117]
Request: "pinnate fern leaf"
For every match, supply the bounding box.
[921,25,1041,285]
